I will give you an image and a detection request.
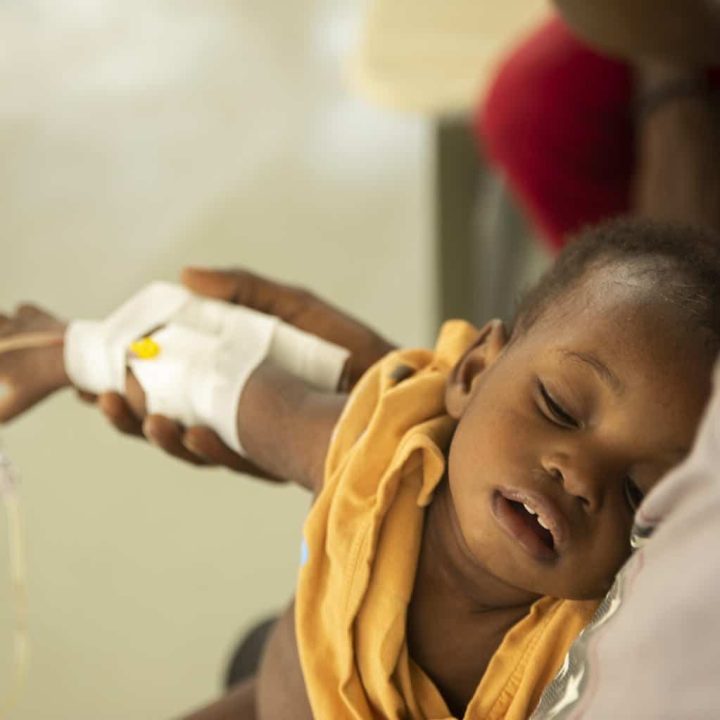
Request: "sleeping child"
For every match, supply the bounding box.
[0,218,718,719]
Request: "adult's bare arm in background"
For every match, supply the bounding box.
[553,0,720,65]
[550,0,720,234]
[632,61,720,233]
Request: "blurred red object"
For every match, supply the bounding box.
[478,18,635,251]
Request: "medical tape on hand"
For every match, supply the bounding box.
[64,282,350,456]
[64,282,191,394]
[268,323,350,391]
[128,308,277,454]
[171,295,349,391]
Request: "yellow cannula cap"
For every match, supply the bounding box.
[129,337,161,359]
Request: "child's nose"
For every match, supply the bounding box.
[544,452,607,513]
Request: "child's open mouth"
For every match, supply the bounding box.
[492,490,561,562]
[508,499,555,547]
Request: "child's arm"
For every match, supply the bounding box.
[120,358,344,492]
[90,267,394,471]
[232,360,346,492]
[0,302,346,492]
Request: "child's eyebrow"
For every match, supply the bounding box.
[561,350,625,396]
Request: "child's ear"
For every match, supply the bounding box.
[445,320,507,419]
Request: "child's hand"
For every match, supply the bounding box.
[89,267,395,476]
[0,305,68,422]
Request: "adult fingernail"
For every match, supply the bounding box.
[183,437,205,458]
[142,421,159,445]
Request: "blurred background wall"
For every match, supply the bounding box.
[0,1,435,717]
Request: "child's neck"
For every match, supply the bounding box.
[418,478,540,612]
[406,479,540,715]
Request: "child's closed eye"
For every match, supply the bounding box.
[624,476,644,513]
[537,381,579,429]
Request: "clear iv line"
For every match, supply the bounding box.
[0,331,63,716]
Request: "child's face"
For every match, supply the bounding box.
[446,264,713,600]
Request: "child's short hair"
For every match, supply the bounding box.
[511,218,720,353]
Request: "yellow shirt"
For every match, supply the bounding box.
[296,321,599,719]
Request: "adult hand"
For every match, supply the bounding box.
[84,267,395,475]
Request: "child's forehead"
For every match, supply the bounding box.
[541,259,687,330]
[495,269,713,451]
[573,257,672,301]
[516,267,710,382]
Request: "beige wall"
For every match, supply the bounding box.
[0,1,434,717]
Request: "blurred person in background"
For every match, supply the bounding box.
[479,0,720,250]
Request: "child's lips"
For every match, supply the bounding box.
[493,486,569,558]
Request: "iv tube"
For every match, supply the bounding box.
[0,331,64,714]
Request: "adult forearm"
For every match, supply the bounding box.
[633,67,720,233]
[553,0,720,64]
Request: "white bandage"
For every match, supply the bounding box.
[63,283,190,395]
[64,282,350,455]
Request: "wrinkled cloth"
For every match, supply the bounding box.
[533,360,720,719]
[296,320,599,719]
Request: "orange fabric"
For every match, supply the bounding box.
[296,321,599,719]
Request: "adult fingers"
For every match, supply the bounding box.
[76,389,97,405]
[0,385,23,423]
[14,303,66,331]
[97,392,144,437]
[0,314,12,336]
[182,426,283,480]
[143,414,210,467]
[180,267,245,302]
[180,266,394,387]
[15,304,44,318]
[180,267,307,320]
